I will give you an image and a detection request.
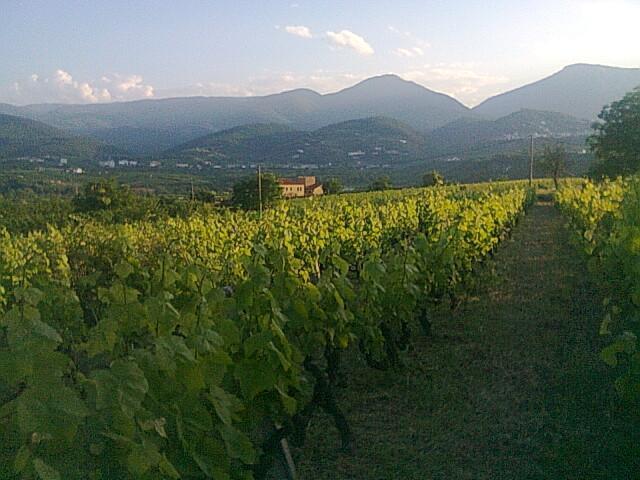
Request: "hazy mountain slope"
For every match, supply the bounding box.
[425,109,591,156]
[0,113,120,160]
[165,117,426,165]
[473,64,640,120]
[86,125,214,155]
[3,75,468,154]
[320,75,470,130]
[164,123,307,163]
[2,65,630,157]
[0,104,24,116]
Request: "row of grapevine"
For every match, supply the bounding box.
[556,178,640,401]
[0,184,533,479]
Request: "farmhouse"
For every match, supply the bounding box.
[278,176,323,198]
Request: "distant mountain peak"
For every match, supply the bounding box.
[266,88,322,99]
[474,63,640,120]
[561,62,640,71]
[335,73,434,95]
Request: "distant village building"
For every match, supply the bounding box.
[99,160,116,168]
[278,176,323,198]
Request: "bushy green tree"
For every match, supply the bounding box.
[194,188,219,203]
[324,177,343,195]
[422,170,445,187]
[72,179,165,222]
[588,86,640,176]
[73,179,134,212]
[369,175,392,191]
[231,173,281,210]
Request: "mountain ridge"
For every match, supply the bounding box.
[0,75,468,153]
[164,110,589,167]
[0,113,122,161]
[0,63,638,156]
[473,63,640,119]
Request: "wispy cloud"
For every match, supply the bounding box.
[284,25,313,39]
[402,63,510,106]
[388,25,431,48]
[394,47,425,58]
[158,71,367,98]
[162,67,510,106]
[4,66,512,107]
[4,69,154,105]
[326,30,374,56]
[100,73,155,100]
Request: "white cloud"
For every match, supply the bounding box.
[402,64,510,106]
[394,47,425,58]
[159,82,255,98]
[103,73,155,100]
[326,30,374,56]
[3,69,154,104]
[284,25,313,39]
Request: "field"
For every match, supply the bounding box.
[1,179,639,479]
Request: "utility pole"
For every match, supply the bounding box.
[528,135,534,187]
[257,164,263,218]
[190,178,195,201]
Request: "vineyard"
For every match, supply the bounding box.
[0,182,534,479]
[557,177,640,402]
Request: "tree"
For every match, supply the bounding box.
[422,170,445,187]
[72,179,166,222]
[194,188,219,203]
[588,86,640,176]
[73,179,134,212]
[324,177,343,195]
[539,144,570,190]
[369,175,392,191]
[231,173,281,210]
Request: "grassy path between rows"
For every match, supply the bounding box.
[294,197,640,479]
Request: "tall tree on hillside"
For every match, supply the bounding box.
[588,86,640,176]
[539,144,570,190]
[231,173,281,211]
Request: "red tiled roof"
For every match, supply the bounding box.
[278,178,306,185]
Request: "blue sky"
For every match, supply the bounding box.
[2,0,639,106]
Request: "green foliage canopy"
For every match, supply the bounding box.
[324,177,343,195]
[231,173,281,210]
[588,87,640,176]
[422,170,445,187]
[369,175,392,191]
